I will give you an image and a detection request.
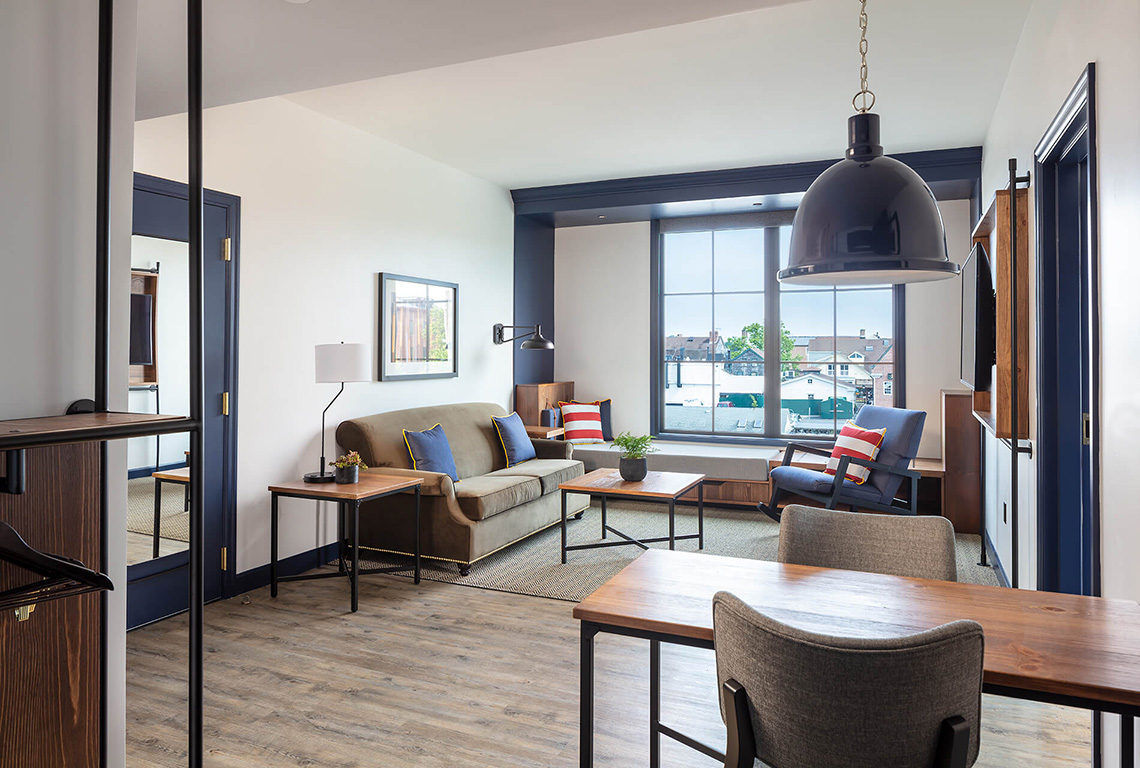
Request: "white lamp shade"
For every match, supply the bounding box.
[315,343,371,383]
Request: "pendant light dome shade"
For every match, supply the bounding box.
[780,114,959,286]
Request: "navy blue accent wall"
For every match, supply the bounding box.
[512,215,555,386]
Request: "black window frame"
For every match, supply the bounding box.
[649,217,906,446]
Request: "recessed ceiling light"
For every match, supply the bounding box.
[598,215,606,220]
[753,202,764,207]
[283,0,311,4]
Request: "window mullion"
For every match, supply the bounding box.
[763,227,781,438]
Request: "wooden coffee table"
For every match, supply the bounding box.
[268,474,423,612]
[557,469,705,563]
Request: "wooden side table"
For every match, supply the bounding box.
[524,425,565,440]
[151,466,190,559]
[268,474,423,612]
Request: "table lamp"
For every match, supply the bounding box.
[304,342,371,483]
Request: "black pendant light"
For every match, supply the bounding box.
[780,0,960,286]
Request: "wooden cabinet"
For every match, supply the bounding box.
[514,382,574,426]
[680,478,770,508]
[0,444,102,767]
[972,189,1029,439]
[941,390,982,534]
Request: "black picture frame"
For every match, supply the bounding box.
[377,272,459,381]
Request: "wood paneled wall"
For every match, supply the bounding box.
[0,444,102,767]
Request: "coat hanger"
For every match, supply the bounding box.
[0,521,113,613]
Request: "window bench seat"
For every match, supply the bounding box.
[570,442,945,510]
[570,441,779,508]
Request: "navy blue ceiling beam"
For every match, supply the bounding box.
[512,146,982,216]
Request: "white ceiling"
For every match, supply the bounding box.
[136,0,800,119]
[137,0,1034,190]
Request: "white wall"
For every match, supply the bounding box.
[554,202,970,458]
[127,236,191,469]
[981,1,1140,761]
[0,2,137,764]
[134,97,515,572]
[905,199,972,457]
[554,222,652,437]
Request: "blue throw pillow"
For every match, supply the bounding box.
[402,423,459,481]
[492,412,537,467]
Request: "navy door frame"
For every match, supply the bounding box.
[1034,64,1099,599]
[127,172,240,628]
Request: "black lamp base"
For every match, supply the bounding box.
[303,471,335,484]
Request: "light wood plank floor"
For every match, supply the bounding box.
[126,530,187,566]
[126,573,1092,767]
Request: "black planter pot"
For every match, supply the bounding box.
[334,466,359,484]
[619,457,648,482]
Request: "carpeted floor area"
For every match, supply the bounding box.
[354,500,1000,602]
[126,476,191,542]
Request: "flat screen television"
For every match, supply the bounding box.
[960,242,996,391]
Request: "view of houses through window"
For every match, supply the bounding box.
[660,224,896,439]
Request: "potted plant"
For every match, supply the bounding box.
[611,432,656,482]
[330,451,367,484]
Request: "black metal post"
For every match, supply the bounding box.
[95,3,114,766]
[1009,159,1019,590]
[187,0,205,764]
[978,428,988,567]
[413,487,421,585]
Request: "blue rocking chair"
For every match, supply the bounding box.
[760,406,926,522]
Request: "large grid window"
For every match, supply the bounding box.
[657,221,900,441]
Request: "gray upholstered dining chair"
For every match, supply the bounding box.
[713,591,984,768]
[760,405,927,522]
[777,504,958,581]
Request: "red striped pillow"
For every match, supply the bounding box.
[825,421,887,484]
[559,401,605,445]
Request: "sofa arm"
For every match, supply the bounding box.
[363,467,454,497]
[532,438,573,460]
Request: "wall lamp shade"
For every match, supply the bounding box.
[493,323,554,351]
[780,114,960,286]
[315,342,371,383]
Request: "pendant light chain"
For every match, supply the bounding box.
[853,0,876,113]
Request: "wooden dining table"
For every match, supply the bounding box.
[573,549,1140,767]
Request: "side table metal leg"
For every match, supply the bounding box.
[337,499,347,574]
[152,478,163,559]
[1123,715,1135,768]
[270,493,279,598]
[601,496,607,539]
[351,499,360,612]
[668,498,676,550]
[561,490,568,564]
[698,482,705,549]
[650,639,661,768]
[414,486,421,585]
[580,622,599,768]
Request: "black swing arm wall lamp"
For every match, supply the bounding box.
[493,323,555,350]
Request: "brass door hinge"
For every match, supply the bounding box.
[222,237,232,262]
[222,392,230,416]
[1082,413,1091,445]
[221,547,228,571]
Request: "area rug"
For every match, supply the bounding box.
[126,476,191,542]
[355,500,1000,603]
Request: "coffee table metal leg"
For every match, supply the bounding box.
[698,482,705,549]
[351,499,360,613]
[561,490,568,564]
[414,486,421,585]
[270,492,279,598]
[601,496,607,539]
[668,498,676,550]
[152,478,163,559]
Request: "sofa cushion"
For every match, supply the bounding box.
[769,465,884,503]
[402,423,459,481]
[487,459,584,496]
[491,412,537,466]
[337,402,508,480]
[454,475,542,521]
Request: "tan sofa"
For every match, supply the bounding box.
[336,402,588,574]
